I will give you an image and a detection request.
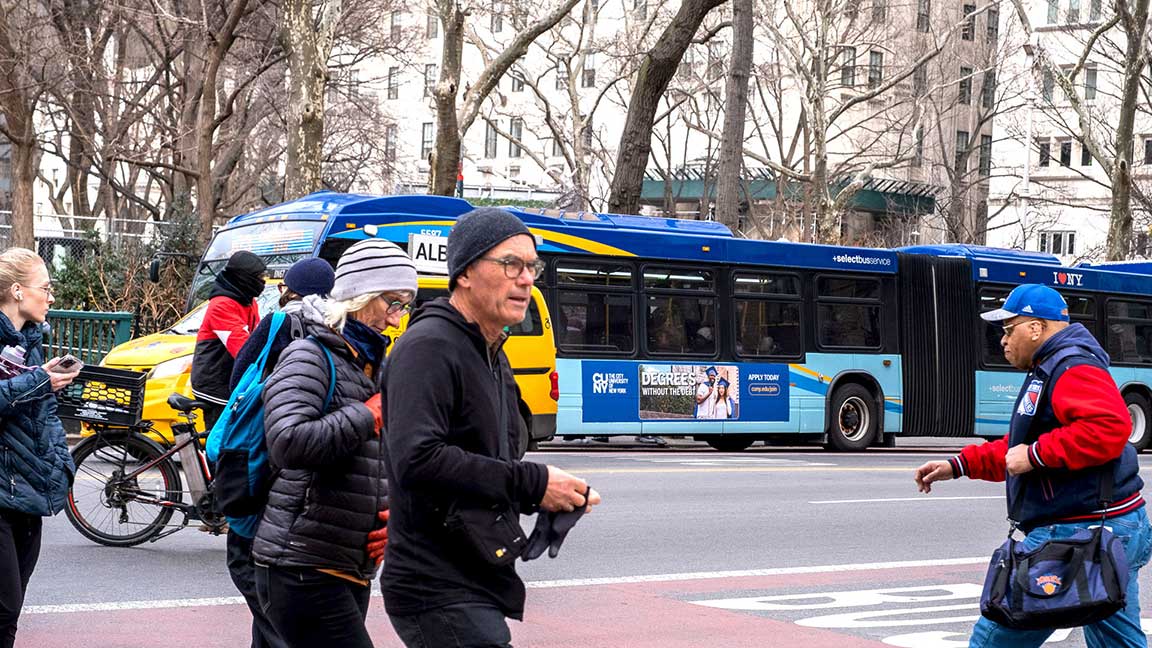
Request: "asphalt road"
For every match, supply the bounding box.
[18,442,1150,647]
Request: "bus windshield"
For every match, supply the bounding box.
[190,220,328,305]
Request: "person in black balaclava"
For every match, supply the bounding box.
[190,250,267,429]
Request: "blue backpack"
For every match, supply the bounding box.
[206,313,335,538]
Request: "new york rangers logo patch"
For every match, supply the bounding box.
[1017,379,1043,416]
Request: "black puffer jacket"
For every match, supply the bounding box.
[252,297,386,580]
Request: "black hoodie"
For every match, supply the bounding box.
[381,297,548,619]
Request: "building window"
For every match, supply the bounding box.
[555,62,567,91]
[962,4,975,39]
[872,0,886,21]
[1048,0,1058,23]
[421,122,434,160]
[384,125,397,162]
[1068,0,1081,22]
[917,0,930,31]
[1143,138,1152,165]
[913,64,927,96]
[981,71,996,110]
[913,127,924,167]
[635,0,647,19]
[987,8,999,42]
[582,56,596,88]
[511,69,525,92]
[491,6,503,32]
[1039,231,1076,255]
[1085,64,1098,100]
[485,121,498,159]
[959,67,972,104]
[846,0,859,18]
[868,51,883,89]
[509,117,524,158]
[1042,70,1054,101]
[955,130,969,174]
[387,67,399,100]
[1082,142,1093,166]
[979,134,992,176]
[391,11,402,41]
[1090,0,1102,20]
[1133,231,1151,257]
[1059,140,1072,166]
[1039,140,1051,167]
[426,12,438,38]
[582,121,593,148]
[509,165,521,178]
[424,63,437,97]
[841,47,856,87]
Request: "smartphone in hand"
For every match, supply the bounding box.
[51,355,82,373]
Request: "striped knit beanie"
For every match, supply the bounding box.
[330,239,418,301]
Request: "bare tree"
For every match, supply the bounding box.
[282,0,341,199]
[427,0,581,196]
[0,0,55,248]
[714,0,752,229]
[607,0,727,215]
[1005,0,1150,259]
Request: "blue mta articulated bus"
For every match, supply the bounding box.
[189,191,1152,451]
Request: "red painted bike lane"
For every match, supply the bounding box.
[19,560,997,647]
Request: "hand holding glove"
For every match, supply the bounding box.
[367,509,390,566]
[364,393,383,435]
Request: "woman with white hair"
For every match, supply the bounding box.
[252,239,417,648]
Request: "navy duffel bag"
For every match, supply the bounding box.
[980,520,1129,630]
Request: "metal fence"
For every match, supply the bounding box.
[46,310,135,366]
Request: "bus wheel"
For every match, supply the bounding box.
[1126,392,1152,451]
[827,384,877,452]
[705,436,754,452]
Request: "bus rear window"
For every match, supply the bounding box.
[1106,299,1152,364]
[817,277,880,300]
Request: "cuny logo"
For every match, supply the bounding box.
[1053,271,1084,287]
[590,372,627,395]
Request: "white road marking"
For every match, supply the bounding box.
[810,496,1002,504]
[24,556,989,614]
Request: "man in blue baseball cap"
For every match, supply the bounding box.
[914,283,1150,646]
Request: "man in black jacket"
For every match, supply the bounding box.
[382,208,601,647]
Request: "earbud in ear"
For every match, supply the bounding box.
[14,291,22,301]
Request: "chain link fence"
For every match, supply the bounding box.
[0,210,195,338]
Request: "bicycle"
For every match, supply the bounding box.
[63,393,228,547]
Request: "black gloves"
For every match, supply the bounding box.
[522,486,590,561]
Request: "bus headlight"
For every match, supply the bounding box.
[149,355,194,380]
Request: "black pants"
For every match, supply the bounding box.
[255,565,372,648]
[226,531,288,648]
[389,603,512,648]
[0,509,41,648]
[202,402,224,431]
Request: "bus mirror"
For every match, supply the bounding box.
[148,257,161,283]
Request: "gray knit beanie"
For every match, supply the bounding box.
[330,239,418,301]
[447,208,532,289]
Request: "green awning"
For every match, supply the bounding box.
[641,175,938,216]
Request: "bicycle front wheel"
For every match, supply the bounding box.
[65,433,183,547]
